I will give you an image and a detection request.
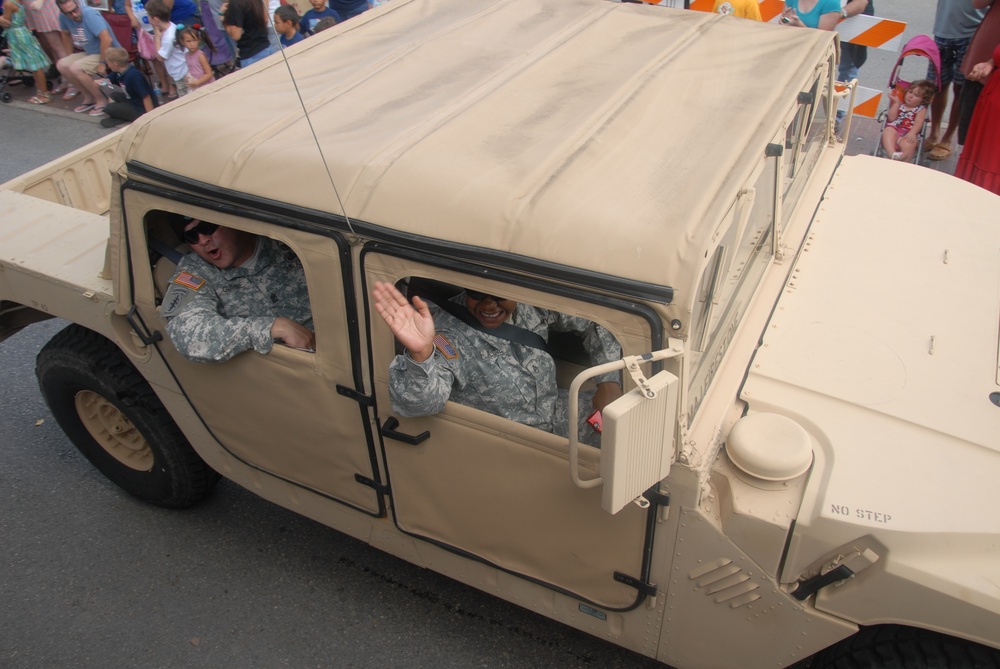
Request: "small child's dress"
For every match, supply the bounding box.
[886,103,926,137]
[4,0,51,73]
[185,49,215,88]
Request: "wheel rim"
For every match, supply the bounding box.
[74,390,154,472]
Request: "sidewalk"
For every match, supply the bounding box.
[844,114,960,177]
[2,76,110,125]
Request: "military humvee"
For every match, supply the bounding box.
[2,1,999,667]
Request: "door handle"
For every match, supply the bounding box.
[380,416,430,445]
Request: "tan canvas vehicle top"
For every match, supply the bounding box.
[114,0,831,302]
[2,0,1000,667]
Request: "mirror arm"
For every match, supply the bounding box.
[567,345,683,490]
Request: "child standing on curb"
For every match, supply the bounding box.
[178,25,216,90]
[147,0,189,98]
[274,5,303,47]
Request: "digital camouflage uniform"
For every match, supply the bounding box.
[162,238,312,362]
[388,297,621,441]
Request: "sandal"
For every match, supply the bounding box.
[927,144,952,161]
[73,102,95,113]
[28,92,52,104]
[88,106,106,116]
[62,86,80,100]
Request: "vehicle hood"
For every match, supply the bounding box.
[740,155,1000,641]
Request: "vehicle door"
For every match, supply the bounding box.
[123,189,382,515]
[362,247,667,609]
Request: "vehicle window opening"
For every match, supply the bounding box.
[382,276,625,447]
[143,209,316,360]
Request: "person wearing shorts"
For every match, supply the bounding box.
[55,0,120,114]
[925,0,987,160]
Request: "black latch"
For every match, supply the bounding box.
[381,416,430,445]
[125,305,162,345]
[790,564,854,601]
[765,143,784,157]
[336,385,373,406]
[355,473,390,496]
[614,572,657,598]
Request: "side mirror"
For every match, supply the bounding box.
[568,345,682,514]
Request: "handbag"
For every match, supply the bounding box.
[137,28,157,61]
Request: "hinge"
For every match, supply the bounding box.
[644,489,671,507]
[614,571,657,598]
[337,385,373,406]
[354,473,390,496]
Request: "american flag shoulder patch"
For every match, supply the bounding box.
[433,333,458,359]
[172,272,206,290]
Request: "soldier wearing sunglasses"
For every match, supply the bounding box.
[371,281,622,443]
[161,218,314,362]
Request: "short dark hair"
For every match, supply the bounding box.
[313,16,337,32]
[275,4,299,25]
[145,0,170,21]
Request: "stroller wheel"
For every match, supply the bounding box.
[1,91,13,103]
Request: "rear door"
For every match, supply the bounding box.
[124,189,383,515]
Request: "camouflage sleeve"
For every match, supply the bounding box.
[387,351,457,417]
[163,281,275,362]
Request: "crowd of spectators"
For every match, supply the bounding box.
[2,0,380,126]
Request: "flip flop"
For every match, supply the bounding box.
[927,144,952,161]
[88,106,106,116]
[62,86,80,100]
[73,102,95,113]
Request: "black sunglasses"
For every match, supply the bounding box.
[182,221,219,243]
[465,289,506,303]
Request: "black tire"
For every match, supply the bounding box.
[812,625,1000,669]
[1,92,12,104]
[36,324,219,508]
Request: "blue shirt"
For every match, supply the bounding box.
[280,30,304,47]
[109,63,158,113]
[330,0,367,20]
[59,5,121,55]
[141,0,198,24]
[784,0,840,29]
[301,5,341,34]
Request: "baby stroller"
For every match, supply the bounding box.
[872,35,942,162]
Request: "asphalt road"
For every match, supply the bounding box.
[2,317,666,669]
[0,3,948,667]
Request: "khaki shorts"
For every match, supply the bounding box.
[62,51,102,75]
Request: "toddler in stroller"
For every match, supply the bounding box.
[881,79,935,162]
[873,35,942,163]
